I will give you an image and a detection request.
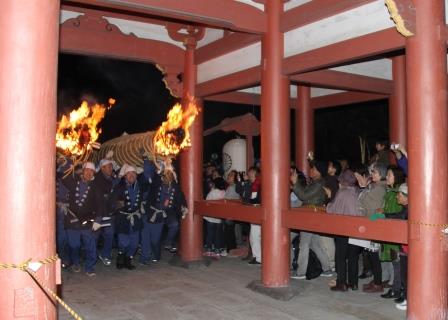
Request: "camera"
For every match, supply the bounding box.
[390,143,400,150]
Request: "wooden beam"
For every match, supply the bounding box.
[283,209,408,244]
[204,91,387,110]
[283,28,405,75]
[291,70,393,94]
[63,0,267,34]
[196,66,260,97]
[281,0,376,32]
[195,200,263,224]
[195,0,375,65]
[204,91,262,105]
[62,3,172,27]
[311,92,387,109]
[195,33,261,64]
[60,14,184,66]
[198,64,392,97]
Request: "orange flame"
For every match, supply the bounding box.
[153,98,199,156]
[56,100,113,156]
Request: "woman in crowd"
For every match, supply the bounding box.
[380,166,406,297]
[355,163,387,293]
[204,177,227,257]
[327,169,362,291]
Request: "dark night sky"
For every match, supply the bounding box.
[58,53,388,165]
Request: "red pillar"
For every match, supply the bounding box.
[406,0,448,318]
[0,1,59,319]
[260,0,291,287]
[295,85,313,176]
[389,56,407,146]
[179,40,203,262]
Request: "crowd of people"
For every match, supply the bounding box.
[56,139,409,312]
[56,153,187,276]
[202,139,409,312]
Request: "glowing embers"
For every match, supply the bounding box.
[153,97,199,156]
[56,100,115,156]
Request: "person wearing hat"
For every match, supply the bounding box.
[111,164,146,270]
[354,162,387,293]
[93,159,119,266]
[56,156,72,268]
[326,169,363,291]
[290,160,333,279]
[143,168,187,264]
[59,161,102,276]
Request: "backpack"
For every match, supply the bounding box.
[306,249,323,280]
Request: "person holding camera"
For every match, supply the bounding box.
[236,167,261,265]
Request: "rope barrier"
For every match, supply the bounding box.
[0,254,83,320]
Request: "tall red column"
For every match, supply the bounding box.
[0,1,59,319]
[260,0,291,287]
[295,85,313,176]
[389,56,407,146]
[179,40,203,262]
[405,1,448,318]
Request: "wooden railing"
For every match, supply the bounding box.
[194,200,408,244]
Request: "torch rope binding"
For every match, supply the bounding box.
[0,254,83,320]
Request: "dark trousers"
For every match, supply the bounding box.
[140,220,163,261]
[117,225,139,258]
[205,221,223,249]
[367,251,382,285]
[392,259,402,295]
[223,220,237,250]
[335,237,360,286]
[97,222,114,259]
[165,220,179,247]
[67,229,97,273]
[400,254,408,298]
[56,206,69,264]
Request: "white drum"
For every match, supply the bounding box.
[222,138,246,178]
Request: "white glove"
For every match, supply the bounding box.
[92,222,102,231]
[181,206,189,219]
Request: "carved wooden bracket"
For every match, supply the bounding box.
[156,65,182,98]
[61,13,184,98]
[166,23,205,48]
[63,12,122,34]
[385,0,416,37]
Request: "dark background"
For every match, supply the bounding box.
[58,54,388,166]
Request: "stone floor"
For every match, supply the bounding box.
[58,253,406,320]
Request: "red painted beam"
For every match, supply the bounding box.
[196,66,260,97]
[204,91,387,109]
[204,91,262,105]
[311,92,387,109]
[198,65,392,98]
[283,209,408,244]
[195,33,261,64]
[283,28,405,75]
[62,3,174,27]
[195,0,375,65]
[64,0,267,34]
[291,70,394,95]
[60,14,184,67]
[281,0,376,32]
[194,200,263,224]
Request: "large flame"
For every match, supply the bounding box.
[56,100,114,156]
[153,98,199,156]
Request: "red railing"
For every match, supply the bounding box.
[194,200,408,244]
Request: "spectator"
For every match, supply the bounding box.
[355,162,387,293]
[204,177,227,257]
[290,160,333,279]
[327,169,362,291]
[236,167,262,265]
